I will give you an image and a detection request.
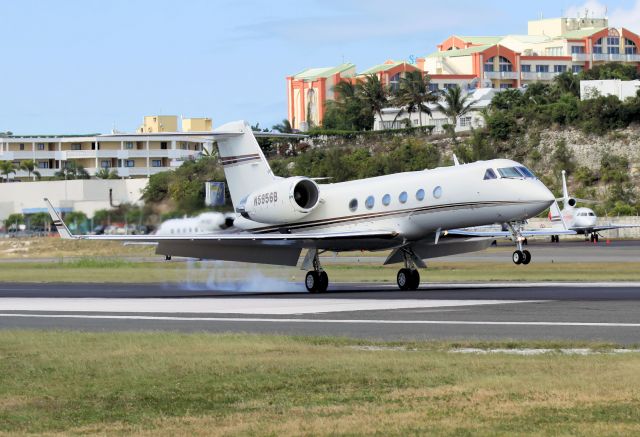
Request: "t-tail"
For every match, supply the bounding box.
[214,121,279,210]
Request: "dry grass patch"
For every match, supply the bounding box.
[1,332,640,436]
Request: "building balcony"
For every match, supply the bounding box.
[571,53,590,62]
[521,72,558,81]
[484,71,518,80]
[626,54,640,62]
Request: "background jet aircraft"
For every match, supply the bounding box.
[155,212,235,236]
[549,170,640,243]
[45,120,556,292]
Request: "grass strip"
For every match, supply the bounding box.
[0,260,639,283]
[0,332,639,436]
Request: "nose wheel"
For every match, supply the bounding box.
[512,249,531,265]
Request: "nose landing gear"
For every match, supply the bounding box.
[507,222,532,266]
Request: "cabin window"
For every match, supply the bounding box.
[433,186,443,199]
[483,169,497,180]
[348,199,358,212]
[399,191,408,203]
[497,167,522,178]
[365,196,375,209]
[416,189,425,201]
[382,194,391,206]
[516,166,536,178]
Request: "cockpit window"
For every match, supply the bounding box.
[588,212,595,216]
[483,169,497,180]
[516,166,536,178]
[497,167,522,178]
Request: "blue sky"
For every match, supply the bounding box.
[1,0,638,134]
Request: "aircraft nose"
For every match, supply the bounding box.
[534,181,556,206]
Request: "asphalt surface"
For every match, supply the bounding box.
[2,282,640,344]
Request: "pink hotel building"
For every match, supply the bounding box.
[286,16,640,130]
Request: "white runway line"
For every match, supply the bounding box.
[2,313,640,328]
[0,298,539,315]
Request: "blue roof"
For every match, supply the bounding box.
[22,207,73,214]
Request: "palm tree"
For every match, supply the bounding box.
[357,74,388,129]
[436,85,475,143]
[0,161,16,182]
[553,71,580,97]
[392,71,438,127]
[272,119,293,133]
[19,160,41,181]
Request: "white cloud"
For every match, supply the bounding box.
[565,0,640,29]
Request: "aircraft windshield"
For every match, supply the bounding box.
[497,167,522,178]
[516,166,536,178]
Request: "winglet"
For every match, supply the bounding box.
[44,198,74,239]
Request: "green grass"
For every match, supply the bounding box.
[0,332,639,436]
[0,260,639,283]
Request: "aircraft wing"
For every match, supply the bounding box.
[45,199,399,266]
[445,228,576,238]
[590,224,640,232]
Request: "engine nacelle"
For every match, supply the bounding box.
[567,198,577,207]
[240,177,320,224]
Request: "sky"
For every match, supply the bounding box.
[1,0,640,134]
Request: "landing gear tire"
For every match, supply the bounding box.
[306,271,328,293]
[590,233,599,243]
[165,255,172,261]
[551,235,559,243]
[522,250,532,265]
[397,268,419,291]
[512,250,524,265]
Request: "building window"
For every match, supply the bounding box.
[572,65,584,74]
[100,160,110,168]
[593,38,603,54]
[499,84,512,89]
[180,142,188,150]
[365,195,375,209]
[498,56,512,72]
[382,194,391,206]
[151,159,162,167]
[161,142,168,150]
[460,116,472,126]
[428,83,439,92]
[348,199,358,212]
[608,45,620,54]
[37,162,49,169]
[124,142,134,150]
[399,191,408,204]
[521,64,531,72]
[625,39,637,54]
[389,73,401,92]
[571,46,585,54]
[554,65,567,73]
[125,160,135,167]
[545,47,563,56]
[607,37,620,47]
[19,144,24,151]
[443,83,456,90]
[71,143,81,151]
[484,58,494,72]
[536,65,549,73]
[37,143,45,151]
[416,189,425,201]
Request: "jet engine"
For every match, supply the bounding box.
[240,177,320,224]
[567,198,576,207]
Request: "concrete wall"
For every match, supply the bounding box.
[0,179,148,220]
[580,79,640,100]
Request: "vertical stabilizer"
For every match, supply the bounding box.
[213,121,278,210]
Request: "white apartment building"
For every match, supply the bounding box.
[0,115,212,180]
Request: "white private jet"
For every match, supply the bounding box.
[45,120,557,292]
[549,170,640,243]
[155,212,235,236]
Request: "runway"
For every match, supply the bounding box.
[2,282,640,344]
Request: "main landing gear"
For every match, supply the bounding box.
[589,232,600,243]
[551,235,560,243]
[507,222,532,266]
[396,249,420,291]
[304,250,328,293]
